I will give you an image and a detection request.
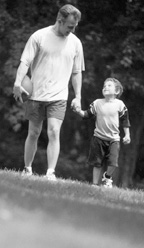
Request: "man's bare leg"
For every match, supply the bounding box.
[93,167,102,185]
[46,117,63,179]
[24,120,43,174]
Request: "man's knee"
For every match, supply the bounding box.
[28,126,41,140]
[48,126,60,140]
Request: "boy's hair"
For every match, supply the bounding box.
[104,78,123,98]
[57,4,81,22]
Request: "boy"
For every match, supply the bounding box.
[75,78,131,188]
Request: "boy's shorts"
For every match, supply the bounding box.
[25,100,67,122]
[87,136,120,168]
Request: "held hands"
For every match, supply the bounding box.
[71,98,81,113]
[123,135,131,145]
[13,85,29,103]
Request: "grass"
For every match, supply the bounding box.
[0,170,144,248]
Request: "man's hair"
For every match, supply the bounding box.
[104,78,123,98]
[57,4,81,22]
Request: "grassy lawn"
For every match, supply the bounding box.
[0,170,144,248]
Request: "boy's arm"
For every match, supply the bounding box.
[119,106,131,144]
[119,106,130,127]
[74,100,96,119]
[75,107,94,119]
[123,127,131,144]
[76,109,93,118]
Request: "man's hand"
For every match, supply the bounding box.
[13,85,29,103]
[71,98,81,112]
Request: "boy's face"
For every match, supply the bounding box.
[102,80,117,97]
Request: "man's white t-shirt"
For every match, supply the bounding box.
[20,26,85,101]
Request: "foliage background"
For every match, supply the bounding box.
[1,0,144,188]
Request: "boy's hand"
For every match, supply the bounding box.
[123,136,131,144]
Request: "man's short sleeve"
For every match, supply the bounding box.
[20,33,39,67]
[72,39,85,73]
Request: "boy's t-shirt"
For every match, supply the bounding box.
[20,26,85,101]
[89,98,130,141]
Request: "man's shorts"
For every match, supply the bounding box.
[25,100,67,122]
[87,136,120,168]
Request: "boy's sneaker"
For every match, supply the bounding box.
[21,167,32,176]
[45,172,57,181]
[102,172,113,188]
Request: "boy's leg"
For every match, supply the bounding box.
[106,141,120,177]
[106,165,116,177]
[87,136,105,185]
[24,120,43,172]
[102,141,120,187]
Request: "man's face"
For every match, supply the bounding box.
[59,15,78,36]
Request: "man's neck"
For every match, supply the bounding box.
[52,23,63,37]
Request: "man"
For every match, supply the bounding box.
[13,4,85,180]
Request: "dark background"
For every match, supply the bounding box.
[1,0,144,188]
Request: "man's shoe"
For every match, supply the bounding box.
[91,183,99,187]
[21,167,32,176]
[45,172,57,181]
[102,172,113,188]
